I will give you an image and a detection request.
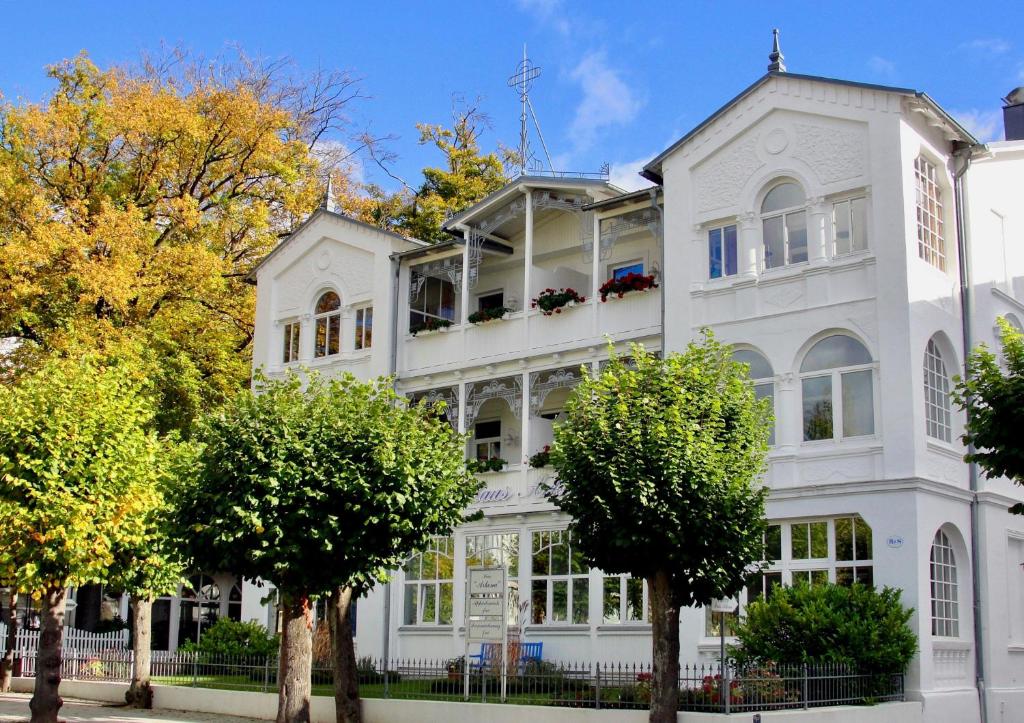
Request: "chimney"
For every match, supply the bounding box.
[1004,87,1024,141]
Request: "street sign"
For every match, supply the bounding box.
[710,597,738,614]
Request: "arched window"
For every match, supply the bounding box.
[177,574,222,648]
[800,335,874,441]
[930,530,959,637]
[314,291,342,358]
[228,579,242,622]
[761,181,808,269]
[732,349,775,445]
[924,338,952,442]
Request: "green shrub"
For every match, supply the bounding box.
[179,618,278,661]
[731,583,916,672]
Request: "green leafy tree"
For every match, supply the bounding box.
[548,337,772,723]
[731,583,917,672]
[0,356,162,723]
[952,317,1024,514]
[177,371,480,723]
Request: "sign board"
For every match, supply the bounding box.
[887,536,905,549]
[467,618,505,643]
[710,597,738,614]
[468,567,505,595]
[468,596,504,618]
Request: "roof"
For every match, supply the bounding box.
[442,175,622,232]
[245,208,426,283]
[582,186,662,212]
[641,71,979,183]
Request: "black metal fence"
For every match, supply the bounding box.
[15,649,903,712]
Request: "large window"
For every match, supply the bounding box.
[800,335,874,441]
[403,537,454,626]
[354,306,373,350]
[466,533,519,625]
[709,224,738,279]
[930,529,959,637]
[473,420,501,462]
[914,156,946,271]
[732,348,775,445]
[177,574,221,648]
[761,182,808,269]
[603,575,647,624]
[531,530,588,625]
[282,322,300,363]
[409,274,457,331]
[833,197,868,256]
[924,338,952,443]
[314,291,342,358]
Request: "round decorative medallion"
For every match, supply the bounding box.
[315,250,331,270]
[763,129,789,155]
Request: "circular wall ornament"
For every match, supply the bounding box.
[315,251,331,270]
[764,129,789,155]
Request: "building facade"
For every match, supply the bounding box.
[247,64,1024,723]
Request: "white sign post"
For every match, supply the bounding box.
[465,566,507,702]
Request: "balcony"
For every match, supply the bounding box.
[469,466,559,515]
[400,288,660,375]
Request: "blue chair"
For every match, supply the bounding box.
[468,641,544,671]
[519,641,543,666]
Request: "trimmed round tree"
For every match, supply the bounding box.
[548,336,771,723]
[177,371,480,723]
[0,356,162,723]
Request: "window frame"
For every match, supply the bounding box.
[476,289,505,312]
[403,536,455,627]
[760,182,809,270]
[732,348,775,445]
[313,291,342,358]
[608,259,645,281]
[354,306,373,351]
[831,195,869,257]
[409,272,458,331]
[529,529,589,626]
[601,574,648,625]
[800,336,877,443]
[282,321,301,364]
[473,419,502,462]
[914,155,947,272]
[924,338,953,443]
[929,529,960,638]
[708,223,739,279]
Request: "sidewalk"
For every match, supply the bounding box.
[0,693,266,723]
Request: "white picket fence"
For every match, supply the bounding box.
[1,622,129,677]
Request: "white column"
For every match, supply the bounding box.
[591,213,602,335]
[299,314,314,362]
[523,190,533,349]
[460,225,471,325]
[739,212,760,278]
[457,381,467,435]
[807,196,829,265]
[341,306,355,354]
[520,371,530,492]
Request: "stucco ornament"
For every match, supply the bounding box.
[791,123,866,184]
[694,135,765,213]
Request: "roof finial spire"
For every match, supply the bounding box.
[768,28,786,73]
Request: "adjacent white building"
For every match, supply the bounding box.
[247,49,1024,723]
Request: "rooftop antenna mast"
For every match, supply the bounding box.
[508,45,554,175]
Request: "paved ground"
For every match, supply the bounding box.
[0,694,266,722]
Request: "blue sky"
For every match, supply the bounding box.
[1,0,1022,191]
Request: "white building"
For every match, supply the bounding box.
[247,47,1024,723]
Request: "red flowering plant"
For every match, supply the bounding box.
[528,445,551,468]
[531,287,586,315]
[598,272,658,302]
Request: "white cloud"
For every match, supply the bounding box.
[952,109,1004,142]
[608,155,657,192]
[867,56,896,79]
[516,0,571,36]
[568,51,643,153]
[312,139,364,185]
[960,38,1011,56]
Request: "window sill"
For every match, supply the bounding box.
[398,625,454,634]
[596,624,651,634]
[798,437,883,453]
[926,440,963,460]
[522,624,590,634]
[698,638,737,651]
[932,639,971,650]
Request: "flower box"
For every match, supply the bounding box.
[532,288,586,316]
[599,273,659,302]
[468,306,512,324]
[468,457,507,473]
[528,446,551,469]
[410,319,453,336]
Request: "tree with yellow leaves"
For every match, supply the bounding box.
[0,50,366,432]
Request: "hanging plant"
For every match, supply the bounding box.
[531,288,587,316]
[468,306,512,324]
[599,272,659,302]
[410,318,453,336]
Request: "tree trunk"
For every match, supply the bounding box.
[648,570,680,723]
[276,593,312,723]
[1,589,17,693]
[125,595,153,708]
[29,586,66,723]
[328,586,361,723]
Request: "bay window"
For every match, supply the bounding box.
[530,530,588,625]
[800,335,875,441]
[761,182,808,269]
[314,291,342,358]
[409,273,457,332]
[833,196,868,255]
[914,155,946,271]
